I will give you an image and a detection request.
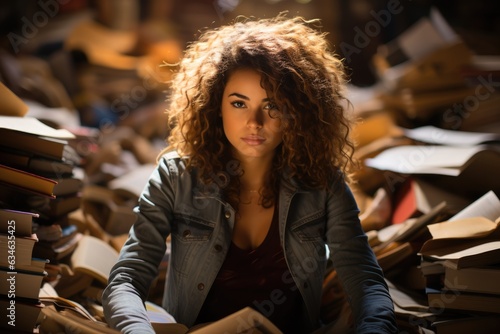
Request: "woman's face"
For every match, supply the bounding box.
[221,68,283,161]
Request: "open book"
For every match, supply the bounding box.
[150,306,283,334]
[70,234,119,285]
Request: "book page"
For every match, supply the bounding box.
[0,82,29,116]
[365,145,485,175]
[190,307,282,334]
[403,125,500,146]
[108,163,156,199]
[70,235,119,284]
[449,190,500,221]
[421,240,500,260]
[398,18,450,62]
[0,115,75,139]
[428,216,498,239]
[429,7,459,43]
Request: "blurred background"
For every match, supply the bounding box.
[1,0,499,221]
[1,0,499,86]
[1,2,500,333]
[1,0,499,216]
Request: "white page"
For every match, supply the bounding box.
[423,241,500,260]
[403,125,500,146]
[399,18,448,61]
[364,145,484,176]
[450,190,500,221]
[429,7,459,43]
[0,115,75,139]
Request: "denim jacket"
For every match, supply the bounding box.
[102,152,397,333]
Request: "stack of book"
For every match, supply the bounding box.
[0,208,47,333]
[417,191,500,333]
[365,125,500,200]
[0,115,85,265]
[361,124,500,333]
[372,7,475,124]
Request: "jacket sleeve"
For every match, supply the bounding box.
[326,180,399,334]
[102,157,176,333]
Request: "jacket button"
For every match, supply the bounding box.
[198,283,205,290]
[224,211,231,219]
[183,230,191,237]
[214,244,222,252]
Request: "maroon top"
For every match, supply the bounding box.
[195,202,303,333]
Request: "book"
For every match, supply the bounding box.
[35,223,64,243]
[82,185,137,236]
[373,201,448,254]
[419,260,447,276]
[375,8,460,68]
[0,233,38,267]
[146,301,188,334]
[427,216,499,240]
[365,144,500,177]
[0,208,39,237]
[0,164,57,198]
[48,263,94,298]
[390,177,469,224]
[107,163,156,201]
[375,241,419,272]
[386,279,432,320]
[0,149,74,176]
[50,167,85,197]
[402,125,500,146]
[5,257,48,275]
[372,8,472,95]
[0,128,70,161]
[36,224,80,251]
[39,304,119,333]
[448,190,500,222]
[379,85,476,120]
[431,315,500,334]
[0,267,46,300]
[0,115,75,161]
[32,193,82,218]
[0,82,29,117]
[420,239,500,270]
[69,234,119,285]
[0,297,44,333]
[189,306,283,333]
[427,289,500,315]
[419,191,500,269]
[443,263,500,295]
[32,231,82,264]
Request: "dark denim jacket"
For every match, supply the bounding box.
[102,151,397,333]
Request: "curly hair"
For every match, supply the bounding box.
[161,14,355,209]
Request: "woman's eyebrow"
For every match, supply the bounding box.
[228,92,249,100]
[228,92,271,102]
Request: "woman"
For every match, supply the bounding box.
[102,14,398,334]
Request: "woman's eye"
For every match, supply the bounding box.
[231,101,245,108]
[264,103,280,118]
[263,102,277,111]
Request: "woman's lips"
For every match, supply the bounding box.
[241,136,265,146]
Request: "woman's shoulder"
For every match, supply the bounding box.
[159,150,182,160]
[157,150,191,174]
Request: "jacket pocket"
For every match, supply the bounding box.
[292,210,326,242]
[171,214,214,242]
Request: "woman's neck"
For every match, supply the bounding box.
[238,155,274,192]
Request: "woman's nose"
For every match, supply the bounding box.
[247,109,264,129]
